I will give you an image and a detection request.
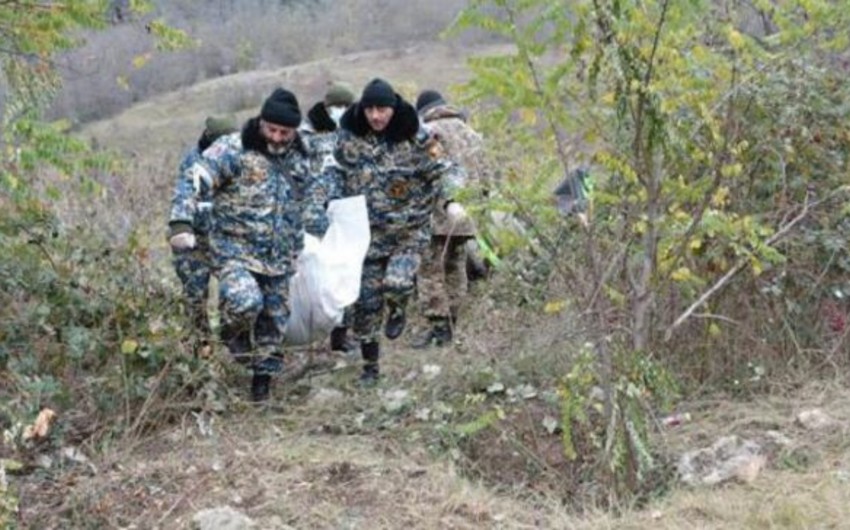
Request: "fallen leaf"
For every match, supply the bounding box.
[0,459,24,472]
[23,408,56,441]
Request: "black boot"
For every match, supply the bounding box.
[384,304,407,340]
[411,317,453,349]
[251,372,271,402]
[358,341,380,386]
[330,326,358,353]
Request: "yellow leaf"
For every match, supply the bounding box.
[728,28,745,50]
[544,300,567,314]
[518,107,537,126]
[121,339,139,355]
[671,267,692,282]
[689,238,703,251]
[750,258,763,276]
[1,459,24,472]
[116,75,130,91]
[708,323,721,337]
[4,173,19,190]
[711,186,730,207]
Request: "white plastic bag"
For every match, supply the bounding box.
[284,195,370,345]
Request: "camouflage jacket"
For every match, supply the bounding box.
[169,146,213,242]
[300,131,342,236]
[298,102,347,236]
[171,119,310,276]
[332,100,461,260]
[420,104,492,237]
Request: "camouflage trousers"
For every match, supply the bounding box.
[417,235,470,320]
[218,263,290,374]
[172,245,212,338]
[352,251,422,342]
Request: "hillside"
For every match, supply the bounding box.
[16,31,850,530]
[79,42,512,158]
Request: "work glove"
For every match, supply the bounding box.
[169,232,197,251]
[445,202,468,225]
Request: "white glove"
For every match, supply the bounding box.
[445,202,468,224]
[169,232,197,251]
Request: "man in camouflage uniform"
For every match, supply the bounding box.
[169,115,237,350]
[412,90,492,348]
[300,82,359,354]
[169,88,311,402]
[330,78,462,385]
[301,82,355,171]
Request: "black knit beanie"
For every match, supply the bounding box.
[260,88,301,127]
[360,78,397,108]
[416,89,446,114]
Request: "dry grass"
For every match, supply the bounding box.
[20,413,564,528]
[16,373,850,529]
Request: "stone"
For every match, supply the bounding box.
[677,435,765,486]
[192,506,256,530]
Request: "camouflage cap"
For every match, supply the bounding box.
[204,115,238,137]
[324,82,355,107]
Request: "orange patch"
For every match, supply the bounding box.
[388,180,409,199]
[427,139,445,159]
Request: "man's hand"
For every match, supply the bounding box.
[446,202,468,225]
[169,232,197,251]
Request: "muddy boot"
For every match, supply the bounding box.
[358,341,380,387]
[411,317,453,349]
[384,303,407,340]
[330,326,358,353]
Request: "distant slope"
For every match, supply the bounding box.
[79,42,512,158]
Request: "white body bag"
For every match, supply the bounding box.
[283,195,370,345]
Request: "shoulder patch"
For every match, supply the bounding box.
[426,137,445,159]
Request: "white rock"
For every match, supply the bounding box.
[380,389,412,414]
[518,384,538,400]
[192,506,256,530]
[486,382,505,394]
[677,435,765,486]
[422,364,442,380]
[309,387,344,404]
[60,446,97,474]
[542,416,559,434]
[35,454,53,469]
[795,408,836,431]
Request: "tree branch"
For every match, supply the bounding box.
[664,190,818,341]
